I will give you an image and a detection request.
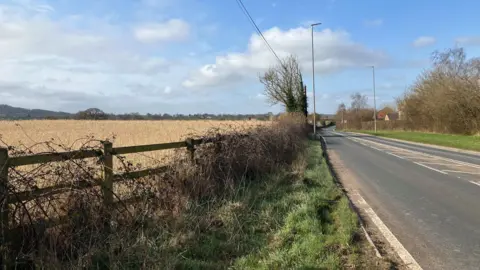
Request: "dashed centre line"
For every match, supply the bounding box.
[414,162,448,175]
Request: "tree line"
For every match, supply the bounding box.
[335,93,376,130]
[335,46,480,135]
[398,47,480,134]
[74,109,276,121]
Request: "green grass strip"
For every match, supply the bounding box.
[173,141,370,269]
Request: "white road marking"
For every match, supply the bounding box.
[354,191,423,270]
[336,133,480,172]
[469,181,480,187]
[417,162,462,166]
[332,132,480,183]
[389,150,418,155]
[414,162,448,175]
[386,152,406,160]
[443,170,480,175]
[436,158,480,169]
[353,136,480,168]
[378,143,480,169]
[370,146,384,151]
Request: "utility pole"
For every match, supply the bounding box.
[311,22,321,135]
[370,65,377,133]
[342,109,344,126]
[304,85,308,119]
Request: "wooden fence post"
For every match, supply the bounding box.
[102,142,113,207]
[185,138,195,163]
[214,134,222,154]
[0,148,9,269]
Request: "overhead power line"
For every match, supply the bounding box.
[234,0,283,64]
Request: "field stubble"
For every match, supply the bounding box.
[0,120,269,168]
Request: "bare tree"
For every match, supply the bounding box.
[336,103,346,124]
[260,55,307,114]
[350,92,368,111]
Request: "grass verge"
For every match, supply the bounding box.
[7,118,391,269]
[348,130,480,152]
[173,140,384,269]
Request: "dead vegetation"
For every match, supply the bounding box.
[398,47,480,134]
[0,115,308,269]
[335,93,375,130]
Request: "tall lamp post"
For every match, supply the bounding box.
[369,65,377,133]
[311,22,321,135]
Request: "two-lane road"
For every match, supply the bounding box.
[322,130,480,270]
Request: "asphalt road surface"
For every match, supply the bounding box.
[322,129,480,270]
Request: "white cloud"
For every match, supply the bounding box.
[0,3,191,113]
[364,19,383,27]
[183,27,388,88]
[412,36,436,48]
[249,93,266,100]
[455,36,480,46]
[134,19,190,43]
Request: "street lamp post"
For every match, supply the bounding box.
[311,22,321,135]
[370,65,377,133]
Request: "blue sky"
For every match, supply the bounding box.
[0,0,479,114]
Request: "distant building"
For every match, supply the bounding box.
[377,106,395,120]
[377,111,387,120]
[385,112,399,121]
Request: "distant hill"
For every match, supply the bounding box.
[0,104,335,121]
[0,104,73,119]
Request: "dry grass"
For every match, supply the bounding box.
[0,120,269,167]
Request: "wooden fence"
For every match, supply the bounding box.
[0,136,223,264]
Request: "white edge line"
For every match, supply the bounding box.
[444,170,480,175]
[414,162,448,175]
[357,193,423,270]
[469,181,480,187]
[416,162,460,166]
[386,152,406,160]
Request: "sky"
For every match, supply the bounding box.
[0,0,480,115]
